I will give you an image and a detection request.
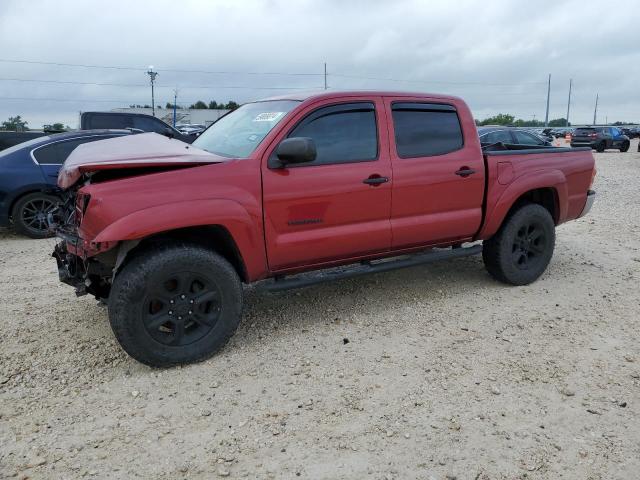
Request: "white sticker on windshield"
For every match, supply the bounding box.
[253,112,285,122]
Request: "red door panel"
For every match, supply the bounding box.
[262,97,392,271]
[384,97,485,249]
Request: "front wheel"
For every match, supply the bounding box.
[108,244,243,367]
[482,204,555,285]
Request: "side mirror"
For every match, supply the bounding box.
[163,127,176,138]
[275,137,316,166]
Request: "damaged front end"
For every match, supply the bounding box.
[49,187,117,300]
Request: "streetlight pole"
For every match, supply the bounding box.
[544,73,551,127]
[147,66,158,117]
[566,78,572,127]
[324,62,327,90]
[593,93,599,125]
[173,88,178,127]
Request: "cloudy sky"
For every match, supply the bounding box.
[1,0,638,128]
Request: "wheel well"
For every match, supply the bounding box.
[126,225,249,282]
[507,188,559,224]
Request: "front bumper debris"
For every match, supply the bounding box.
[53,241,88,296]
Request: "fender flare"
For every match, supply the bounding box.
[478,169,567,239]
[93,198,265,279]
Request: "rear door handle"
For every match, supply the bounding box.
[363,176,389,185]
[455,167,476,177]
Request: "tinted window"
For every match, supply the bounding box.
[33,136,119,164]
[481,130,513,144]
[513,131,544,145]
[133,116,171,134]
[392,103,463,158]
[288,103,377,165]
[88,114,132,129]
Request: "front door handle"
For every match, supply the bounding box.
[455,167,476,177]
[363,175,389,185]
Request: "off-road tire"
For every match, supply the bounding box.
[108,244,243,367]
[595,141,606,152]
[482,203,555,286]
[12,192,58,238]
[620,141,629,153]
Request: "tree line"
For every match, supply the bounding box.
[165,100,240,110]
[475,114,571,127]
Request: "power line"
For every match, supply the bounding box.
[0,58,547,86]
[0,77,319,90]
[330,72,546,87]
[0,58,323,76]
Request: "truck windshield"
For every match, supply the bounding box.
[193,100,300,158]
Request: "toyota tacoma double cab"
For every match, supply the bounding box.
[51,91,597,367]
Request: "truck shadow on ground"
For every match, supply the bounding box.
[237,255,493,339]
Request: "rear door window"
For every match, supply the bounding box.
[33,136,120,164]
[513,131,545,145]
[132,116,171,134]
[87,114,132,129]
[391,103,463,158]
[481,130,513,144]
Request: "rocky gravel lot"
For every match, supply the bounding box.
[1,141,639,480]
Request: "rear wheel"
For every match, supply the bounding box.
[12,192,58,238]
[482,203,555,285]
[620,141,629,152]
[595,141,606,152]
[108,244,243,367]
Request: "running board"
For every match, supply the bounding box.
[262,244,482,292]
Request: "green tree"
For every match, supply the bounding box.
[208,100,218,109]
[478,113,515,126]
[548,118,569,127]
[189,100,208,109]
[1,115,28,131]
[224,101,239,110]
[43,122,69,131]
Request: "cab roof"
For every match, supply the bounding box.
[258,90,463,103]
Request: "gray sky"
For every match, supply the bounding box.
[1,0,638,128]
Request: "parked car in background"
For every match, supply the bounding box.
[527,128,554,142]
[478,127,552,146]
[620,127,639,139]
[570,126,630,152]
[0,131,50,152]
[0,129,134,238]
[551,127,573,138]
[177,123,206,135]
[80,112,198,143]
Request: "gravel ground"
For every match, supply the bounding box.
[1,141,639,480]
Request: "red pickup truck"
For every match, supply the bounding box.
[52,91,596,367]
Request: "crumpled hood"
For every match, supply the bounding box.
[58,132,227,189]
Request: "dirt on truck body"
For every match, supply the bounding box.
[51,90,596,367]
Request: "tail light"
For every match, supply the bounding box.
[590,133,597,137]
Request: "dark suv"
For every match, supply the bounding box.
[571,127,630,152]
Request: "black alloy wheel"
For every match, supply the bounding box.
[13,193,58,238]
[143,272,222,346]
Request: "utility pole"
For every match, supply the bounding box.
[324,62,327,90]
[593,93,598,125]
[147,65,158,117]
[566,78,572,127]
[544,73,551,127]
[173,88,178,127]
